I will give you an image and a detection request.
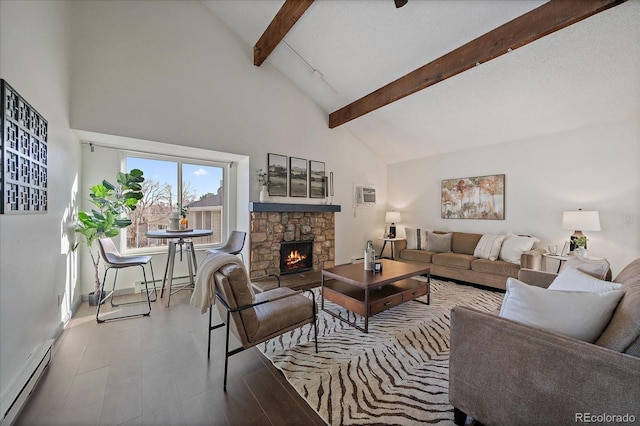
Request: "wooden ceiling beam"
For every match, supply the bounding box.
[254,0,314,67]
[329,0,626,128]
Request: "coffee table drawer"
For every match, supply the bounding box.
[402,284,428,302]
[370,293,403,315]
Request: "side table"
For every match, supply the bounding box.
[543,253,604,274]
[543,253,569,273]
[378,237,406,260]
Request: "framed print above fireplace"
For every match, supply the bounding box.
[289,157,307,197]
[309,160,325,198]
[267,153,287,197]
[441,174,505,220]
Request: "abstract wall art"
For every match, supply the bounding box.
[441,174,504,220]
[1,79,48,214]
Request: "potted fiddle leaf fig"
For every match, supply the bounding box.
[74,169,145,305]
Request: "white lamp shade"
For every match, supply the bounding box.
[385,211,401,224]
[562,210,601,231]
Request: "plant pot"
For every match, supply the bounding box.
[576,246,589,260]
[88,291,104,306]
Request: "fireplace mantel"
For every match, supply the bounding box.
[248,202,341,213]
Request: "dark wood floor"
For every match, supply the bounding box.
[16,289,326,425]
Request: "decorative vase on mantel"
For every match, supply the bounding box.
[259,185,269,203]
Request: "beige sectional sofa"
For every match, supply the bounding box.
[394,231,543,290]
[449,258,640,425]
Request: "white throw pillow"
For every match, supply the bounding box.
[404,227,428,250]
[559,256,610,280]
[499,233,539,264]
[499,278,624,343]
[549,268,621,293]
[473,234,505,261]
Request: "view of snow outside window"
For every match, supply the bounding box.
[124,156,224,250]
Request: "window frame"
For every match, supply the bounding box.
[119,150,230,255]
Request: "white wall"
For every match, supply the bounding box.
[0,0,80,400]
[69,0,387,294]
[388,120,640,276]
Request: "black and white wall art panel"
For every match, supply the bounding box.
[1,79,48,214]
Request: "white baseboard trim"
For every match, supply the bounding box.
[0,340,53,426]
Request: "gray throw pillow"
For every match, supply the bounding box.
[559,257,610,280]
[427,232,452,253]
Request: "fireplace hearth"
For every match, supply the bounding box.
[280,240,313,275]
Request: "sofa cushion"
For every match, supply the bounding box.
[595,258,640,355]
[399,249,434,263]
[426,231,452,253]
[559,256,611,280]
[624,335,640,357]
[499,233,539,264]
[471,258,520,278]
[432,253,475,270]
[549,268,621,293]
[500,278,624,343]
[473,234,505,261]
[452,232,482,255]
[405,227,428,250]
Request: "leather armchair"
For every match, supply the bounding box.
[206,262,318,390]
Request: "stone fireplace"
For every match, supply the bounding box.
[248,202,341,280]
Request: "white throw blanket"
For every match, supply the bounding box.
[190,251,246,314]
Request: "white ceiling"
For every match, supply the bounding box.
[202,0,640,164]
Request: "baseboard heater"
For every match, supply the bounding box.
[0,339,53,425]
[133,275,191,293]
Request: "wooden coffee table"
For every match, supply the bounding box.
[321,259,430,332]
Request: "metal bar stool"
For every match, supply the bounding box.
[206,231,246,262]
[96,237,157,323]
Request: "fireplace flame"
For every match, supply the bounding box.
[286,249,307,266]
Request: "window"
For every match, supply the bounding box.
[123,154,226,251]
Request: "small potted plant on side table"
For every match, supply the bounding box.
[574,236,589,259]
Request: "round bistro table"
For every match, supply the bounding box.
[145,229,213,306]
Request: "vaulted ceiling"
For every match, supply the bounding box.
[202,0,640,164]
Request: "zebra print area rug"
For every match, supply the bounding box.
[260,279,504,425]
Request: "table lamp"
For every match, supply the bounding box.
[385,211,401,238]
[561,209,601,251]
